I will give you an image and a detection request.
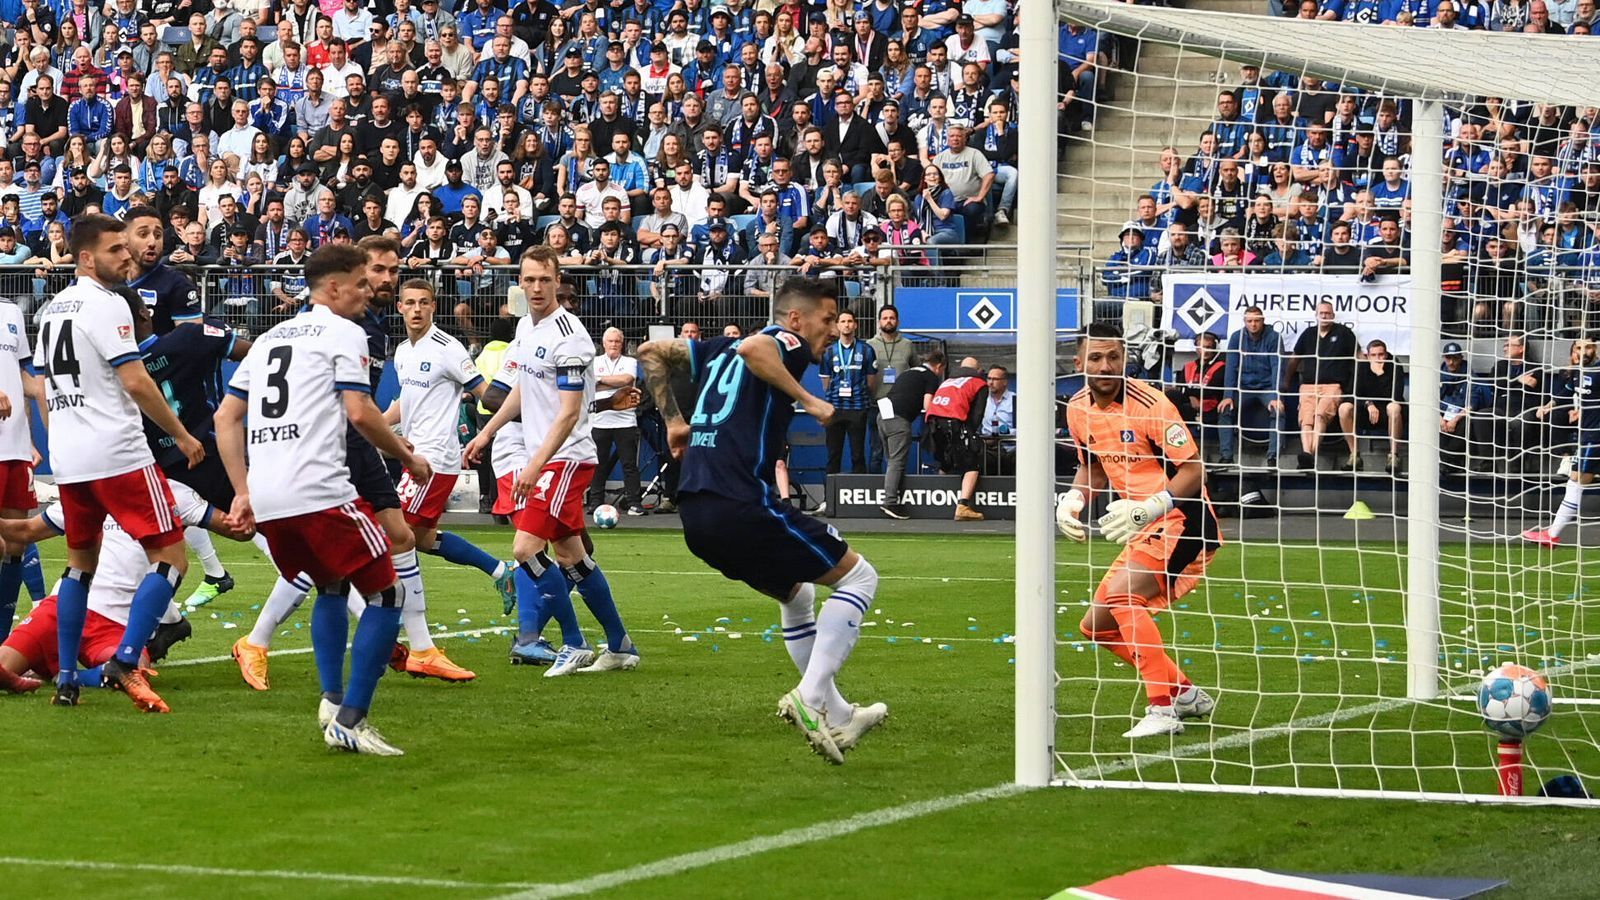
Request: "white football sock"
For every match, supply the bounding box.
[346,583,366,618]
[186,526,226,579]
[1549,480,1587,538]
[393,549,433,652]
[251,532,273,556]
[799,558,878,723]
[248,574,312,647]
[159,602,184,625]
[778,583,817,675]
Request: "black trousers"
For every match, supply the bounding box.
[589,425,642,507]
[826,408,870,474]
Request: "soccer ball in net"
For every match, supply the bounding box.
[1477,664,1553,740]
[593,504,619,529]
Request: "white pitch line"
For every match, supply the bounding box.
[488,783,1032,900]
[0,855,545,890]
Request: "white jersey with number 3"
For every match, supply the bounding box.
[394,325,483,474]
[227,304,368,522]
[498,308,596,465]
[42,482,210,624]
[0,301,34,463]
[34,279,154,483]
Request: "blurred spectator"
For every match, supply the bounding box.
[819,308,878,476]
[1166,332,1229,462]
[1338,338,1407,473]
[1219,306,1285,466]
[878,347,944,520]
[1492,333,1547,474]
[1440,340,1495,474]
[1100,223,1154,322]
[1284,300,1358,471]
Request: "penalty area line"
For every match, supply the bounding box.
[489,783,1032,900]
[0,855,547,890]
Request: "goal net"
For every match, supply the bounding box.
[1014,0,1600,804]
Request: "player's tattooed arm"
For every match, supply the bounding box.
[637,338,691,425]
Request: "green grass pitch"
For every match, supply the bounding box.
[4,525,1599,898]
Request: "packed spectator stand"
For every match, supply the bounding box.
[1093,0,1600,483]
[0,0,1041,349]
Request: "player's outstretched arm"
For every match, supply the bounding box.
[117,360,204,468]
[0,513,57,549]
[214,393,254,532]
[739,335,833,424]
[344,390,431,483]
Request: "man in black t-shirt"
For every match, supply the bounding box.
[1283,300,1358,471]
[879,348,945,519]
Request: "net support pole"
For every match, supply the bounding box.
[1014,0,1058,787]
[1405,99,1443,701]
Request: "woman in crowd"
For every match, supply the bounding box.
[555,128,598,196]
[242,133,279,189]
[276,136,313,193]
[513,130,555,213]
[199,157,242,226]
[763,12,805,67]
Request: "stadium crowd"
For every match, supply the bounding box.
[0,0,1052,349]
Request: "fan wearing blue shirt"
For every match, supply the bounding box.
[818,308,879,476]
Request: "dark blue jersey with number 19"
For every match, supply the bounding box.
[679,326,814,502]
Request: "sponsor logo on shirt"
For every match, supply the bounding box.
[420,361,432,372]
[1164,422,1190,448]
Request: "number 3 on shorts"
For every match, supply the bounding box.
[534,468,555,501]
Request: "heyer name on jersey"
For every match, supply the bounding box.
[250,423,302,443]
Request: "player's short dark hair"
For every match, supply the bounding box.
[68,213,126,260]
[357,234,402,258]
[399,277,436,300]
[1082,321,1124,343]
[305,242,368,290]
[520,244,562,276]
[773,277,838,316]
[124,204,161,224]
[921,348,945,367]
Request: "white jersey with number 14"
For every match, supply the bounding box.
[34,279,154,483]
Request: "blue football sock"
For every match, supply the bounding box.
[342,599,401,721]
[0,555,21,641]
[429,532,502,577]
[115,567,181,666]
[523,554,584,647]
[79,664,104,687]
[310,592,351,696]
[21,544,44,602]
[513,563,544,642]
[55,568,91,685]
[564,556,628,652]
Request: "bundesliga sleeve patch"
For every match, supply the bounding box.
[1164,422,1190,448]
[775,331,802,351]
[204,324,227,337]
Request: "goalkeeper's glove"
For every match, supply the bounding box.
[1097,491,1174,544]
[1055,489,1088,542]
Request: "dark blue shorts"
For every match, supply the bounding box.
[347,430,400,511]
[1576,443,1600,476]
[679,490,849,598]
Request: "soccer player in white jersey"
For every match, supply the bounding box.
[382,277,513,681]
[215,242,433,757]
[0,295,44,644]
[35,214,206,712]
[464,246,639,675]
[0,483,246,693]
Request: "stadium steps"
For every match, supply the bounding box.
[1058,0,1253,263]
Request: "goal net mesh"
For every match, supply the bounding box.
[1046,0,1600,802]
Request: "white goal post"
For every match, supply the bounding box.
[1016,0,1600,804]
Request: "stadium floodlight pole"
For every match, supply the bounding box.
[1405,100,1444,702]
[1014,0,1058,787]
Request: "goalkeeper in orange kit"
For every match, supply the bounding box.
[1059,322,1223,738]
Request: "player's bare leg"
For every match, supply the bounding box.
[776,549,887,763]
[0,646,41,693]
